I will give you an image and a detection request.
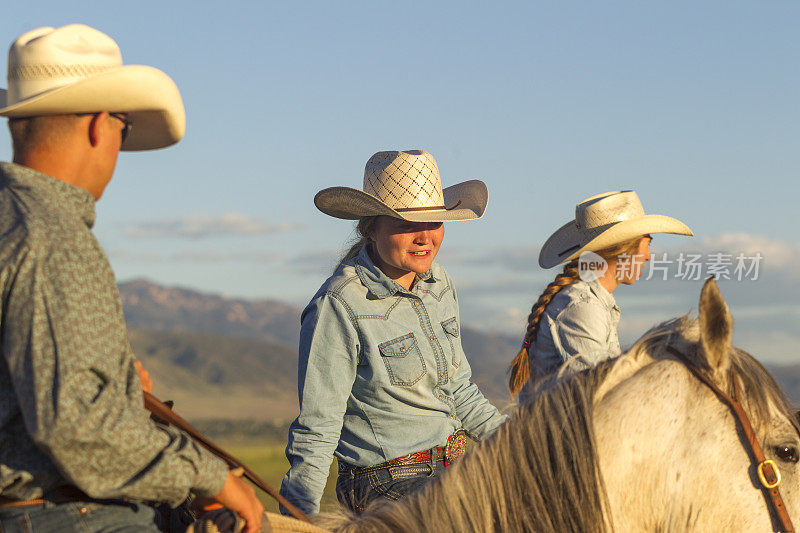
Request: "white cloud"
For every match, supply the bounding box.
[697,233,800,272]
[438,245,542,272]
[286,249,340,275]
[452,233,800,361]
[107,249,166,262]
[123,214,303,239]
[107,248,285,263]
[170,250,282,263]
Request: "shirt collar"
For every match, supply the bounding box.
[354,244,437,299]
[586,277,619,311]
[0,162,97,228]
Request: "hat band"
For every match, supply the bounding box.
[394,200,462,213]
[8,63,113,81]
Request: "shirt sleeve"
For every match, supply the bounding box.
[279,292,359,515]
[447,277,507,440]
[3,244,229,505]
[554,298,617,373]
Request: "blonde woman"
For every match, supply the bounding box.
[280,150,507,515]
[509,190,693,396]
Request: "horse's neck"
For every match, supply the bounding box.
[594,356,775,531]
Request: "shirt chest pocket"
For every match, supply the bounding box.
[378,333,427,386]
[441,317,461,369]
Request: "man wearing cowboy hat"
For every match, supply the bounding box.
[0,25,263,532]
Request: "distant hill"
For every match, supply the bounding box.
[126,325,518,423]
[120,280,518,416]
[120,279,301,346]
[120,279,800,426]
[129,329,299,421]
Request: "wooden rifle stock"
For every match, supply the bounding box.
[143,391,311,524]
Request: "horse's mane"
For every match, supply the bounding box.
[318,358,614,532]
[316,316,793,532]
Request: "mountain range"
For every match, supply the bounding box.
[120,279,800,425]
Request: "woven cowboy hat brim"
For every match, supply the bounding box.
[315,179,488,222]
[539,214,693,269]
[0,65,184,151]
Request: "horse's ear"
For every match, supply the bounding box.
[698,277,732,376]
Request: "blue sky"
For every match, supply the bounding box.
[2,2,799,361]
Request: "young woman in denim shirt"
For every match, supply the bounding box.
[509,190,693,396]
[280,150,507,515]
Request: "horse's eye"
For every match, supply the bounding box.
[774,445,800,464]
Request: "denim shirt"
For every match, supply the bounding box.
[530,278,621,379]
[279,245,507,514]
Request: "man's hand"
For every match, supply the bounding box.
[134,359,153,394]
[213,471,264,533]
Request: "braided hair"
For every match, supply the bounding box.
[508,260,580,395]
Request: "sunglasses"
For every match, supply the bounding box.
[76,112,133,144]
[109,113,133,144]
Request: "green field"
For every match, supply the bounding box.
[224,442,340,513]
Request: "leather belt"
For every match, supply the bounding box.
[351,447,447,475]
[346,430,470,476]
[0,486,94,509]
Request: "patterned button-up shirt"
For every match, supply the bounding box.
[0,162,228,505]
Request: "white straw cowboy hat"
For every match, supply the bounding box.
[315,150,488,222]
[0,24,184,151]
[539,190,693,269]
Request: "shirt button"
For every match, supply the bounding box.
[439,395,444,399]
[430,336,435,341]
[440,373,445,378]
[413,301,419,306]
[80,507,88,515]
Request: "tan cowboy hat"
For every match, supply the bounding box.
[538,190,693,269]
[315,150,488,222]
[0,24,185,151]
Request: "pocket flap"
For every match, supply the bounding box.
[379,333,418,357]
[441,317,459,337]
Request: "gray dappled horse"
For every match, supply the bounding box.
[298,278,800,532]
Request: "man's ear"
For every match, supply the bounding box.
[87,112,107,147]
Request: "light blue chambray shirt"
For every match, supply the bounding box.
[279,245,507,514]
[530,278,622,380]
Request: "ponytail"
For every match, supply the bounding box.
[333,216,378,273]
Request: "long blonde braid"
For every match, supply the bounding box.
[508,260,580,396]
